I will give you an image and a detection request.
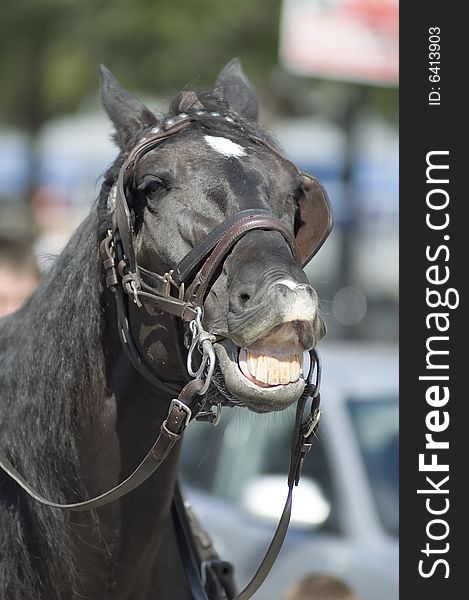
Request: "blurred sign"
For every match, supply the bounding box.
[279,0,399,85]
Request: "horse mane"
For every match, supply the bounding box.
[0,92,273,599]
[0,158,124,598]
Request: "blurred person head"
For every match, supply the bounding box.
[0,238,39,317]
[284,574,360,600]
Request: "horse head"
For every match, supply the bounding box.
[100,59,332,415]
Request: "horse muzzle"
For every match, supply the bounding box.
[212,311,324,412]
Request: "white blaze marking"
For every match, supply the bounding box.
[204,135,246,158]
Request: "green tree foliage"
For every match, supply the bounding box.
[0,0,282,133]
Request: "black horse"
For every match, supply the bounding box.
[0,60,331,600]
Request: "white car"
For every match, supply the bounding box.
[180,342,398,600]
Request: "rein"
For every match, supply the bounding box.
[0,110,329,600]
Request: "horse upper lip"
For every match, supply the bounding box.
[214,318,315,352]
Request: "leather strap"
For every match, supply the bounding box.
[190,213,300,306]
[173,484,237,600]
[115,117,195,273]
[0,379,203,511]
[112,209,300,321]
[232,378,317,600]
[113,245,185,396]
[137,290,198,322]
[174,351,322,600]
[173,485,221,600]
[172,209,290,287]
[103,209,302,396]
[235,489,294,600]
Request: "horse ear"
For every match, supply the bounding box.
[215,58,259,121]
[99,64,158,149]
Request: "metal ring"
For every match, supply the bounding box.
[130,281,143,308]
[197,340,216,395]
[186,334,200,377]
[303,409,321,439]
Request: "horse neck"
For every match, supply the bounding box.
[70,220,190,596]
[98,360,190,599]
[81,224,190,597]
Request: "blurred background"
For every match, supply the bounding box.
[0,1,398,599]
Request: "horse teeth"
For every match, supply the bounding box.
[257,355,268,383]
[247,351,256,377]
[267,357,280,385]
[244,350,303,385]
[280,360,290,384]
[239,323,308,385]
[290,356,300,382]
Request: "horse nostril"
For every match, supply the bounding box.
[239,292,251,304]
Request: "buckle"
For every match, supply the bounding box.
[166,398,192,433]
[303,408,321,439]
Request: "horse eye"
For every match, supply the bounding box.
[136,176,167,197]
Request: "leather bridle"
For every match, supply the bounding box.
[100,111,332,400]
[0,109,332,600]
